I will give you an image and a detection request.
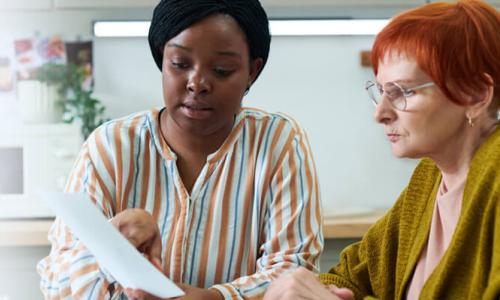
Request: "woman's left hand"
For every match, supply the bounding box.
[263,267,354,300]
[124,284,224,300]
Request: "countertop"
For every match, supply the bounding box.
[0,210,387,247]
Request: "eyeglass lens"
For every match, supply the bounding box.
[367,82,405,110]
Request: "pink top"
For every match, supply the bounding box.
[406,175,467,299]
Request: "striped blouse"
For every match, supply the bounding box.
[37,107,323,299]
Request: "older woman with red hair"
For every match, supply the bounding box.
[264,1,500,299]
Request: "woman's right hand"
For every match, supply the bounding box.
[110,208,162,266]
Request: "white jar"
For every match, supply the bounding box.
[17,80,64,124]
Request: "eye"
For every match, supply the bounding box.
[170,60,189,69]
[402,89,416,97]
[214,67,233,77]
[377,85,384,94]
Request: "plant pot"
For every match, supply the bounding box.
[17,80,64,124]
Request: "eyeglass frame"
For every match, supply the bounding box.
[365,80,435,111]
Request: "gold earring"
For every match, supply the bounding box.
[468,116,474,127]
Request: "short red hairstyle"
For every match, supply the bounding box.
[371,0,500,111]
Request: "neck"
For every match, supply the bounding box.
[432,119,498,190]
[159,110,234,158]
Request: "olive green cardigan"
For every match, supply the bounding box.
[320,127,500,299]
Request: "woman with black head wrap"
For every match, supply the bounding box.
[37,1,323,299]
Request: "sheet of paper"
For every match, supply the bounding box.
[41,192,185,298]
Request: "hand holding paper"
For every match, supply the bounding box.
[110,208,163,266]
[41,192,184,298]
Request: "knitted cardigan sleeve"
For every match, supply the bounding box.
[319,188,407,300]
[483,176,500,299]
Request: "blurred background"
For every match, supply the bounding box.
[0,1,498,299]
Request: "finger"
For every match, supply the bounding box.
[124,288,134,298]
[124,288,142,300]
[130,288,153,300]
[148,231,162,265]
[329,285,355,300]
[151,256,163,272]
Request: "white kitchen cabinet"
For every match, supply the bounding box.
[0,247,48,300]
[0,123,81,218]
[54,0,160,9]
[262,0,423,8]
[0,0,52,10]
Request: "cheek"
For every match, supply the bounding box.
[400,112,456,156]
[214,80,246,101]
[404,114,436,145]
[162,73,186,92]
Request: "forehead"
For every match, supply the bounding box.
[167,14,249,53]
[376,52,427,84]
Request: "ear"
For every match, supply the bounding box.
[465,74,494,119]
[248,58,264,87]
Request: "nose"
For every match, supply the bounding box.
[186,69,210,95]
[373,95,397,125]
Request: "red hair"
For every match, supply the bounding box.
[371,0,500,111]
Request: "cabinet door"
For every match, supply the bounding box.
[54,0,160,9]
[0,0,51,10]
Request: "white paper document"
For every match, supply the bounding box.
[41,192,185,298]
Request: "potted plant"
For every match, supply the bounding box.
[35,62,108,140]
[18,63,67,124]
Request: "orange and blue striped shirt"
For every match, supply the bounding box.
[37,107,323,299]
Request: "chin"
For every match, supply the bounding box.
[391,146,419,159]
[392,152,406,158]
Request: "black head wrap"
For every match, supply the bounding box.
[148,0,271,81]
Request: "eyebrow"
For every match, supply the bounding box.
[395,79,417,84]
[375,79,417,86]
[166,43,191,52]
[165,42,242,59]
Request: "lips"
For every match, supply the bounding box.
[179,101,213,119]
[181,101,211,110]
[387,133,401,143]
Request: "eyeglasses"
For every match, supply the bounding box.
[365,80,435,111]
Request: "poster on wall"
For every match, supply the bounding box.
[14,36,67,80]
[0,57,14,93]
[14,38,39,80]
[0,39,16,99]
[0,38,17,117]
[37,36,67,64]
[65,41,93,90]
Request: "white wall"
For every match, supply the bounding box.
[1,1,499,213]
[92,35,417,213]
[0,4,429,300]
[0,6,417,212]
[252,36,416,212]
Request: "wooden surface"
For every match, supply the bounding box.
[0,220,53,247]
[0,210,387,246]
[322,209,387,239]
